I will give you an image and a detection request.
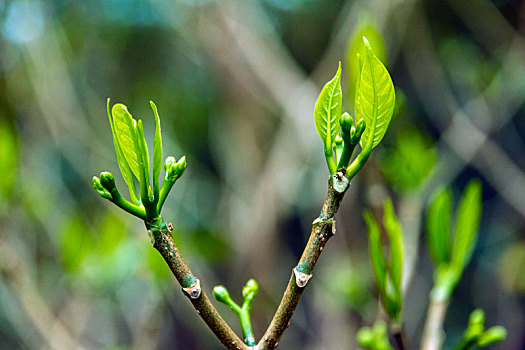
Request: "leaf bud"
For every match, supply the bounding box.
[477,326,507,347]
[100,172,116,191]
[165,156,186,182]
[242,279,259,300]
[352,118,366,144]
[213,285,232,305]
[92,176,112,200]
[334,135,343,148]
[340,112,354,134]
[164,156,176,172]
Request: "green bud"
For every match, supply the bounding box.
[357,327,375,347]
[100,171,116,191]
[469,309,485,328]
[351,118,366,144]
[166,156,187,182]
[242,279,259,300]
[92,176,112,200]
[334,135,343,148]
[477,326,507,347]
[340,112,354,134]
[213,285,232,305]
[164,156,176,172]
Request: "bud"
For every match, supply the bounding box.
[477,326,507,347]
[242,279,259,300]
[92,176,112,200]
[351,119,366,144]
[334,135,343,148]
[213,285,232,305]
[340,112,354,134]
[100,172,116,191]
[356,327,374,347]
[166,156,187,182]
[469,309,485,328]
[164,156,176,172]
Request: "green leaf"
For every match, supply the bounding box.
[107,99,138,203]
[427,187,452,266]
[314,62,343,154]
[150,101,162,200]
[111,103,142,182]
[356,37,395,150]
[451,180,482,271]
[136,120,151,200]
[383,199,403,296]
[346,24,388,105]
[364,209,387,295]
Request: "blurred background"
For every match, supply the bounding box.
[1,0,525,349]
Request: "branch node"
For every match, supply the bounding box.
[332,171,350,193]
[182,278,202,299]
[293,267,313,288]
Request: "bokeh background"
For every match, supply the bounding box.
[1,0,525,349]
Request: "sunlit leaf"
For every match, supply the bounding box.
[427,187,452,266]
[451,180,482,270]
[314,62,342,151]
[107,99,138,202]
[112,103,141,181]
[150,101,163,199]
[356,37,395,150]
[346,24,388,104]
[136,119,151,198]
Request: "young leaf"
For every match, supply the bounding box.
[112,103,142,181]
[346,24,388,105]
[383,199,403,296]
[451,180,482,270]
[107,99,138,203]
[427,187,452,266]
[364,209,387,295]
[136,120,151,200]
[150,101,162,200]
[356,37,395,151]
[314,62,343,155]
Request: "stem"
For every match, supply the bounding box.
[325,147,337,174]
[420,288,451,350]
[391,322,407,350]
[107,188,146,220]
[150,219,248,350]
[239,309,256,346]
[256,177,347,349]
[157,179,175,213]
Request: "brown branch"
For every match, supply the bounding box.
[152,223,248,350]
[257,172,349,349]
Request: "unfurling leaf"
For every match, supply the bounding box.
[383,199,403,297]
[427,187,452,266]
[356,37,395,151]
[364,210,387,295]
[151,101,163,199]
[107,99,138,203]
[451,180,482,271]
[314,62,343,153]
[111,103,141,181]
